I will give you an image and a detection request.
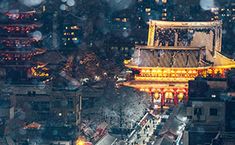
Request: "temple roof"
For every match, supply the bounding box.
[149,20,222,28]
[136,45,204,51]
[212,51,235,66]
[126,46,210,68]
[126,45,235,68]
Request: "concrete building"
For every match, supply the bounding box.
[183,75,235,145]
[9,83,81,126]
[61,14,83,49]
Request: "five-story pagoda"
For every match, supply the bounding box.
[0,10,49,83]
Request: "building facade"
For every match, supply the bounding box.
[183,76,235,145]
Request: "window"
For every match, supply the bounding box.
[145,8,151,13]
[210,108,218,116]
[194,108,202,115]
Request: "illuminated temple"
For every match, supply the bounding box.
[0,10,49,82]
[123,20,235,107]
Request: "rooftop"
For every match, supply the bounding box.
[149,20,222,28]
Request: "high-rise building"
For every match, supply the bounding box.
[217,1,235,23]
[57,14,83,50]
[62,23,82,49]
[136,0,171,26]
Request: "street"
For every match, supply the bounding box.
[127,114,161,145]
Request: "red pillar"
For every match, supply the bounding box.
[174,92,178,106]
[184,93,188,104]
[161,92,165,107]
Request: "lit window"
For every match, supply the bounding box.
[145,8,151,12]
[72,38,78,41]
[162,13,167,16]
[122,18,127,22]
[211,94,216,98]
[115,18,121,21]
[71,32,74,35]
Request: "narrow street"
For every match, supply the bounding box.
[127,114,161,145]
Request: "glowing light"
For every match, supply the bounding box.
[200,0,214,11]
[67,0,75,6]
[31,31,42,41]
[124,59,130,65]
[76,140,84,145]
[19,0,43,7]
[178,92,184,100]
[60,4,68,11]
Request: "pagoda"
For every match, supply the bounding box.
[123,20,235,108]
[0,10,49,83]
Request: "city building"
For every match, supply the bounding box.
[107,0,174,61]
[136,0,171,23]
[0,92,15,138]
[0,76,81,144]
[183,74,235,145]
[14,86,80,125]
[61,14,83,49]
[0,93,15,122]
[122,20,235,108]
[213,1,235,23]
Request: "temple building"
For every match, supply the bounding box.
[0,10,49,83]
[122,20,235,108]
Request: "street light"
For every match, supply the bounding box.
[76,140,85,145]
[76,138,92,145]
